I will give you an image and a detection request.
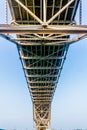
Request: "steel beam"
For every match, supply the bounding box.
[0,24,87,34]
[32,96,52,99]
[29,86,55,89]
[26,74,58,78]
[13,37,69,41]
[28,81,57,84]
[43,0,46,22]
[20,55,64,60]
[30,90,54,93]
[24,66,61,70]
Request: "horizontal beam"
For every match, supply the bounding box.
[34,103,51,106]
[26,74,58,78]
[29,86,55,89]
[17,42,66,46]
[21,55,64,60]
[14,20,73,24]
[32,97,53,101]
[32,94,53,97]
[33,100,52,102]
[0,24,87,34]
[28,81,57,83]
[13,37,69,41]
[24,66,61,70]
[30,90,54,93]
[32,96,53,99]
[31,91,54,94]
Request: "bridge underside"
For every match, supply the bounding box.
[7,0,79,129]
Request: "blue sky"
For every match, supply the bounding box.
[0,0,87,130]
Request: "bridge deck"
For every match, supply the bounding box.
[8,0,79,129]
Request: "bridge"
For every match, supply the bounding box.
[0,0,87,130]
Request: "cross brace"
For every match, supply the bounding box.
[0,24,87,34]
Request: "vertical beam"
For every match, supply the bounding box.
[79,0,82,25]
[43,0,46,22]
[5,0,8,24]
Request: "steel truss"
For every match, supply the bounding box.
[0,0,87,130]
[33,103,51,130]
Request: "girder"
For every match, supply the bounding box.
[29,86,55,89]
[32,97,52,100]
[21,55,64,60]
[30,90,54,93]
[24,66,61,70]
[26,74,58,78]
[0,24,87,34]
[28,80,57,83]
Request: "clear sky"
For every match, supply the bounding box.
[0,0,87,130]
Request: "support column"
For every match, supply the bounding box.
[33,103,51,130]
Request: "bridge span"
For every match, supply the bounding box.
[0,0,87,130]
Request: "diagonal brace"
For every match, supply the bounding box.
[14,0,43,25]
[46,0,75,24]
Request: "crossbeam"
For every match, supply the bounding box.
[24,66,61,70]
[30,90,54,93]
[0,24,87,34]
[21,55,64,60]
[28,81,57,84]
